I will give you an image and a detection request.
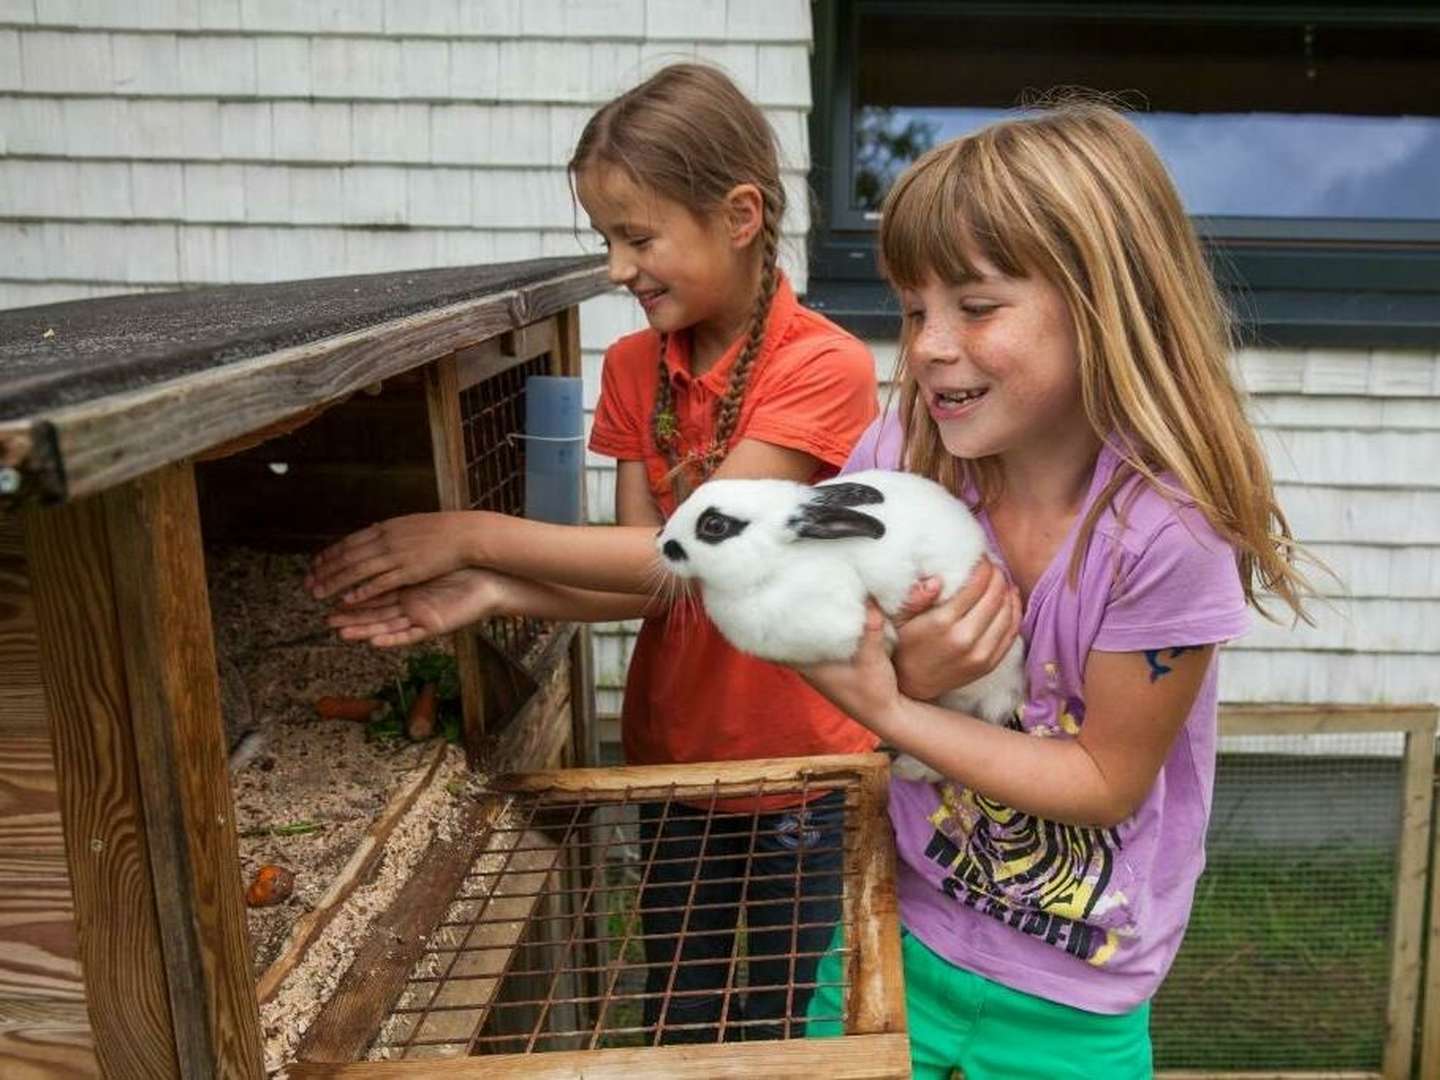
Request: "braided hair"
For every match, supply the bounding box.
[569,63,788,501]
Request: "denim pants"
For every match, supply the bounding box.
[636,789,845,1043]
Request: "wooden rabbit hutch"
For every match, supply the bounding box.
[0,257,909,1079]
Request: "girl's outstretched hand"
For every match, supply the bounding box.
[892,557,1022,701]
[306,512,477,604]
[798,602,902,730]
[324,567,506,648]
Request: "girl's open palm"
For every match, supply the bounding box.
[893,558,1022,701]
[307,512,474,604]
[324,567,505,648]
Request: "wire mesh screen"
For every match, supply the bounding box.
[458,355,551,665]
[1153,731,1408,1071]
[366,768,870,1061]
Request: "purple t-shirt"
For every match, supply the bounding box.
[844,414,1249,1014]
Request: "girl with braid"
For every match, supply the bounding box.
[307,64,879,1042]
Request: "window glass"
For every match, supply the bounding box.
[852,8,1440,223]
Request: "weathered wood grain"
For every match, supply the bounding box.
[41,265,607,502]
[424,352,489,764]
[1381,720,1436,1080]
[0,516,46,736]
[490,753,887,801]
[23,495,180,1078]
[286,1030,912,1078]
[101,463,265,1079]
[296,796,500,1064]
[847,762,905,1038]
[0,999,98,1079]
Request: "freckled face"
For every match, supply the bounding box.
[901,258,1085,463]
[576,166,750,343]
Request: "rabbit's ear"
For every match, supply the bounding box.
[810,481,885,508]
[787,502,886,541]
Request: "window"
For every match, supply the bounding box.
[808,1,1440,345]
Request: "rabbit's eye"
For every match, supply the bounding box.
[696,508,748,544]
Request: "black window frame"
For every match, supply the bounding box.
[806,0,1440,347]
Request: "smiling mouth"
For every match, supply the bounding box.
[933,387,987,407]
[634,288,667,308]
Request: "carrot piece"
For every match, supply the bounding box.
[313,695,382,721]
[406,682,438,741]
[245,864,295,907]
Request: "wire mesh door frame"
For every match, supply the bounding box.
[287,753,909,1079]
[422,310,585,766]
[1151,703,1437,1080]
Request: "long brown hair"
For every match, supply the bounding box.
[570,63,786,499]
[880,100,1312,621]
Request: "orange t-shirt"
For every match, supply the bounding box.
[588,274,881,791]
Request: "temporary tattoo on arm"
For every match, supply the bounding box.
[1143,646,1199,682]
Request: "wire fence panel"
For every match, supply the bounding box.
[1153,707,1435,1080]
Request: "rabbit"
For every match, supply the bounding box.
[657,468,1026,783]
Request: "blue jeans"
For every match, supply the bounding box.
[637,789,845,1043]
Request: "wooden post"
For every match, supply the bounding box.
[1422,706,1440,1080]
[846,761,906,1037]
[424,354,489,766]
[24,492,182,1077]
[100,462,265,1078]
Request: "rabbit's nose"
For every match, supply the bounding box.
[662,540,687,562]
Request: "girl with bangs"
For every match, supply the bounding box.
[307,64,879,1043]
[803,101,1313,1078]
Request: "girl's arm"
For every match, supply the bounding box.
[325,566,665,648]
[802,607,1213,828]
[310,441,823,605]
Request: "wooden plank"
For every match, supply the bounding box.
[453,340,507,393]
[553,306,582,380]
[287,1030,912,1078]
[390,829,563,1056]
[0,515,46,735]
[23,495,181,1078]
[846,762,905,1038]
[39,265,608,502]
[1422,716,1440,1080]
[0,528,73,1013]
[483,644,575,778]
[100,463,264,1079]
[296,797,500,1064]
[491,754,892,800]
[501,318,558,365]
[0,814,80,1003]
[1219,704,1437,737]
[424,354,488,764]
[1381,719,1436,1080]
[0,999,98,1079]
[257,742,450,1005]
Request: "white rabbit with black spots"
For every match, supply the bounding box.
[657,469,1025,783]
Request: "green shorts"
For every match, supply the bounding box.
[806,926,1153,1080]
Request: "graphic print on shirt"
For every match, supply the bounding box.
[921,680,1136,966]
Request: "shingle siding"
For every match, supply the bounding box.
[861,341,1440,707]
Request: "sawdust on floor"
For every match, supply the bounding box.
[206,545,458,976]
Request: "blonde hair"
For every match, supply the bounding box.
[881,100,1311,620]
[570,63,785,498]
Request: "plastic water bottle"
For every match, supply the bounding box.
[523,375,584,525]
